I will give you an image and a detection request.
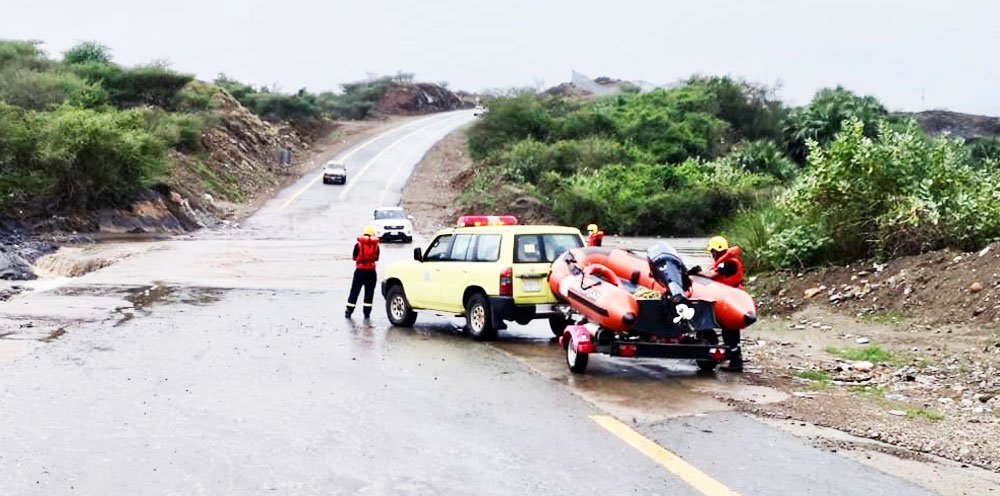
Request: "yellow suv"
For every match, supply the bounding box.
[381,220,584,340]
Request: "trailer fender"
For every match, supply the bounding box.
[562,324,596,354]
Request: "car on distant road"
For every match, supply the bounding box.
[372,207,414,243]
[381,216,585,340]
[473,105,488,117]
[322,161,347,184]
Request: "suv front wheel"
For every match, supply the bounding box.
[465,293,497,341]
[386,284,417,327]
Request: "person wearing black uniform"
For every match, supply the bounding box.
[346,225,380,319]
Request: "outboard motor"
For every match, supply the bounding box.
[647,243,689,301]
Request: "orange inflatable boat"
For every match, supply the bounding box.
[548,243,757,373]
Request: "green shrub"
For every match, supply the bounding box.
[722,140,798,181]
[546,160,773,235]
[0,68,106,110]
[467,94,554,160]
[0,103,48,206]
[63,42,112,65]
[0,40,49,71]
[752,119,1000,267]
[968,136,1000,168]
[106,64,194,109]
[685,75,787,142]
[144,110,205,152]
[34,107,167,208]
[172,82,217,112]
[782,86,889,163]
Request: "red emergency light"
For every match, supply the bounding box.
[456,215,519,227]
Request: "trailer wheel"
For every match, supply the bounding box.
[696,330,720,372]
[565,335,589,374]
[696,360,719,372]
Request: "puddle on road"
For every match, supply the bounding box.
[373,316,788,422]
[494,325,788,422]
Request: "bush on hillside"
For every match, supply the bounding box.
[721,140,798,181]
[467,94,555,160]
[738,119,1000,269]
[2,106,168,210]
[105,64,195,109]
[493,137,628,183]
[0,40,50,71]
[144,110,205,153]
[0,103,48,206]
[0,68,105,110]
[62,42,112,65]
[545,160,775,235]
[782,86,889,163]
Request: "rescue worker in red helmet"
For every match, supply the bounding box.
[586,224,604,247]
[688,235,745,372]
[346,225,380,319]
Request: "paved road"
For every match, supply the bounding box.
[0,110,933,495]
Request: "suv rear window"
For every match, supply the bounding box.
[514,234,582,263]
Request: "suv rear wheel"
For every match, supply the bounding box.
[465,293,497,341]
[549,315,569,337]
[386,284,417,327]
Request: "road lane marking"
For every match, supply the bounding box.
[590,415,740,496]
[377,116,471,205]
[338,113,468,202]
[275,113,456,212]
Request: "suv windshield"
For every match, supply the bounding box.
[374,210,405,220]
[514,234,583,263]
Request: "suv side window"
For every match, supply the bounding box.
[424,235,453,261]
[449,234,475,261]
[473,234,502,262]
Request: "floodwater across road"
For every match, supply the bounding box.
[0,110,934,495]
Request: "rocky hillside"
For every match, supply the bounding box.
[376,82,471,115]
[906,110,1000,140]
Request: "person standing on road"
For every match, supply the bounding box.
[586,224,604,247]
[346,225,380,319]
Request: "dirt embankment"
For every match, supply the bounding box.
[377,83,471,116]
[730,243,1000,471]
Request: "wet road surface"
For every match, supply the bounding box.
[0,110,933,495]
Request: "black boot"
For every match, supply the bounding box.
[345,308,354,318]
[721,348,743,372]
[721,330,743,372]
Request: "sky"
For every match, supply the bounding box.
[2,0,998,114]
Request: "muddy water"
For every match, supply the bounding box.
[493,326,788,423]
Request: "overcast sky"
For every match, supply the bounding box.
[3,0,998,114]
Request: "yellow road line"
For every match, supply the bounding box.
[590,415,739,496]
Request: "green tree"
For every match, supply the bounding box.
[782,86,888,163]
[63,42,112,65]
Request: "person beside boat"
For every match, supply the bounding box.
[695,236,745,289]
[687,235,745,372]
[586,224,604,247]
